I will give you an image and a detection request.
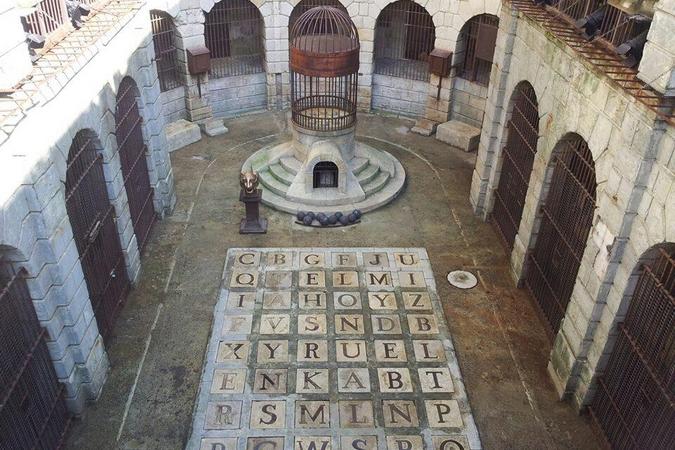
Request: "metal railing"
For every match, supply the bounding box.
[373,0,435,82]
[23,0,69,36]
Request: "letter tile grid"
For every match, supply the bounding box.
[187,248,482,450]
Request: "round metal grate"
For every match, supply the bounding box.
[447,270,478,289]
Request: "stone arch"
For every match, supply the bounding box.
[490,80,540,251]
[455,13,499,86]
[523,132,598,335]
[586,242,674,447]
[115,76,157,253]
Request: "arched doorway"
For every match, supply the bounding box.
[313,161,339,188]
[491,81,539,250]
[0,257,71,448]
[66,130,130,342]
[115,77,156,253]
[524,134,596,335]
[372,0,435,116]
[456,14,499,86]
[590,245,674,448]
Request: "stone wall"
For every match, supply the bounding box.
[451,77,488,128]
[209,72,269,118]
[469,1,674,411]
[0,2,175,414]
[161,85,188,123]
[371,74,429,117]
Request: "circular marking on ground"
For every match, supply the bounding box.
[447,270,478,289]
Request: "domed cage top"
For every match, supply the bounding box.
[290,6,360,132]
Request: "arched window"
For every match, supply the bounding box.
[150,10,180,91]
[289,0,348,33]
[205,0,265,78]
[525,134,596,335]
[457,14,499,86]
[374,0,435,81]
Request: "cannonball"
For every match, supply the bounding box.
[338,215,349,226]
[303,215,314,226]
[353,209,362,219]
[306,211,315,221]
[296,211,306,221]
[318,215,329,226]
[316,212,327,222]
[327,214,338,225]
[335,211,343,219]
[348,213,357,223]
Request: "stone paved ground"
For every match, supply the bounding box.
[189,248,479,450]
[64,111,604,450]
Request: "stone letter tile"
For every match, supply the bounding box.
[263,291,292,309]
[333,292,362,309]
[371,314,402,334]
[257,340,289,363]
[267,251,294,269]
[299,291,327,309]
[226,291,256,310]
[250,400,286,429]
[205,401,242,430]
[232,251,261,267]
[412,340,447,362]
[377,368,413,393]
[425,400,463,428]
[259,314,291,334]
[398,271,426,288]
[297,339,328,362]
[247,437,285,450]
[200,437,237,450]
[407,314,439,335]
[367,292,397,310]
[337,367,371,392]
[340,436,377,449]
[336,340,367,362]
[338,400,375,428]
[418,367,454,393]
[333,271,359,288]
[299,270,326,288]
[363,252,389,267]
[295,400,330,428]
[216,340,250,364]
[382,400,419,427]
[211,368,247,394]
[335,314,365,334]
[332,252,357,267]
[221,315,253,335]
[298,314,327,334]
[229,269,258,288]
[297,436,332,450]
[374,340,407,362]
[402,291,432,310]
[386,436,424,450]
[296,368,329,394]
[253,369,288,394]
[265,271,293,289]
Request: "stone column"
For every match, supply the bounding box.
[263,0,291,111]
[469,5,518,218]
[637,1,675,96]
[0,4,32,90]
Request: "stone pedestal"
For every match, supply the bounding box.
[240,189,267,234]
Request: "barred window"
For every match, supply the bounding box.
[374,0,435,82]
[204,0,265,79]
[150,10,180,91]
[457,14,499,86]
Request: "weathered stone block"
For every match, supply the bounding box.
[436,120,481,152]
[165,119,202,152]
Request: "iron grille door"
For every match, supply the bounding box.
[0,263,72,449]
[491,82,539,250]
[115,78,156,253]
[590,247,674,449]
[524,136,596,335]
[66,131,130,342]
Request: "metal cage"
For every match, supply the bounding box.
[204,0,265,78]
[289,0,348,35]
[150,10,180,91]
[457,14,499,86]
[290,6,359,132]
[373,0,435,81]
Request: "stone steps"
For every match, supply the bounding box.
[259,169,289,197]
[357,163,380,185]
[269,163,295,186]
[279,156,300,175]
[362,171,390,196]
[351,157,369,175]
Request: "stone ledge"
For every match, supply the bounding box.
[436,120,481,152]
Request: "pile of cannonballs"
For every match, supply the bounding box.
[296,209,362,227]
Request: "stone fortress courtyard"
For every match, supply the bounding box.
[0,0,673,449]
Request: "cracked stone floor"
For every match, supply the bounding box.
[64,111,604,450]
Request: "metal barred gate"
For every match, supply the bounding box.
[491,82,539,250]
[0,261,71,449]
[590,247,674,449]
[66,131,130,342]
[524,136,596,335]
[115,77,156,253]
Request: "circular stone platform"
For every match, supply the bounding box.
[242,134,406,215]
